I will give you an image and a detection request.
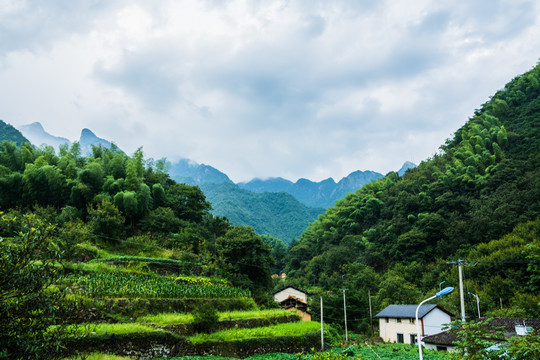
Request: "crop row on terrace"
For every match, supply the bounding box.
[65,271,251,298]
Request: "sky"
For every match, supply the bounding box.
[1,0,539,183]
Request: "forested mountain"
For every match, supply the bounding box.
[239,169,387,208]
[284,63,540,331]
[0,119,29,145]
[200,182,325,244]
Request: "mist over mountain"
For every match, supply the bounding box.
[239,168,404,208]
[4,120,416,242]
[17,122,70,151]
[168,159,233,186]
[79,128,112,155]
[16,122,114,156]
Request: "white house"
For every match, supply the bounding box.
[375,304,453,345]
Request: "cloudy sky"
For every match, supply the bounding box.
[1,0,539,182]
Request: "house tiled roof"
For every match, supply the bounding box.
[273,285,309,296]
[374,304,444,319]
[423,317,540,346]
[422,329,459,346]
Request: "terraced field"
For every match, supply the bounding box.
[60,244,321,359]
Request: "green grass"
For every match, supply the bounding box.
[188,321,321,343]
[139,309,293,325]
[76,323,161,335]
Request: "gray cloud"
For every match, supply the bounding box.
[1,0,540,182]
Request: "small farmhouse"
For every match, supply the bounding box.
[423,317,540,352]
[274,286,311,321]
[375,304,452,344]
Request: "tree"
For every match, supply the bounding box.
[87,200,125,239]
[446,319,506,360]
[216,226,274,304]
[167,183,212,223]
[0,213,76,359]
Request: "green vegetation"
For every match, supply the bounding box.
[201,182,325,244]
[66,272,250,298]
[188,321,320,343]
[3,62,540,358]
[0,119,29,145]
[285,63,540,331]
[160,344,446,359]
[139,309,292,325]
[74,323,160,335]
[0,214,77,359]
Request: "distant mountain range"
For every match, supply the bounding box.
[7,121,415,242]
[16,122,112,155]
[238,171,384,208]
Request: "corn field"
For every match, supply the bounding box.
[65,272,251,298]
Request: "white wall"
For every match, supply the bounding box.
[378,308,452,344]
[378,318,417,344]
[423,309,452,336]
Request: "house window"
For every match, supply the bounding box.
[385,317,389,323]
[409,318,415,324]
[410,334,417,344]
[397,333,404,343]
[436,346,448,351]
[396,318,401,323]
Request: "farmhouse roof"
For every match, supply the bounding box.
[374,304,451,319]
[423,317,540,346]
[273,285,310,296]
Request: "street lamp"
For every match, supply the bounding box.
[468,292,481,318]
[416,287,454,360]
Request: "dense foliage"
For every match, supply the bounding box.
[285,63,540,330]
[0,119,28,145]
[201,182,325,244]
[0,214,76,359]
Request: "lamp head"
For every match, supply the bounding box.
[436,286,454,297]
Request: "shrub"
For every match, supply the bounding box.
[192,303,220,333]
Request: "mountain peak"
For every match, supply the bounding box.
[80,128,97,139]
[398,161,416,176]
[26,122,45,131]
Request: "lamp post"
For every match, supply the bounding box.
[416,287,454,360]
[439,281,445,293]
[468,292,480,318]
[439,281,445,302]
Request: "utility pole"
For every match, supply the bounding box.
[320,296,324,351]
[368,290,373,336]
[448,260,467,321]
[342,288,348,341]
[458,260,466,321]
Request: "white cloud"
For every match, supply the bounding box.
[1,0,539,182]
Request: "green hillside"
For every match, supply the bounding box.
[0,119,29,145]
[201,182,325,244]
[285,63,540,330]
[0,142,322,358]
